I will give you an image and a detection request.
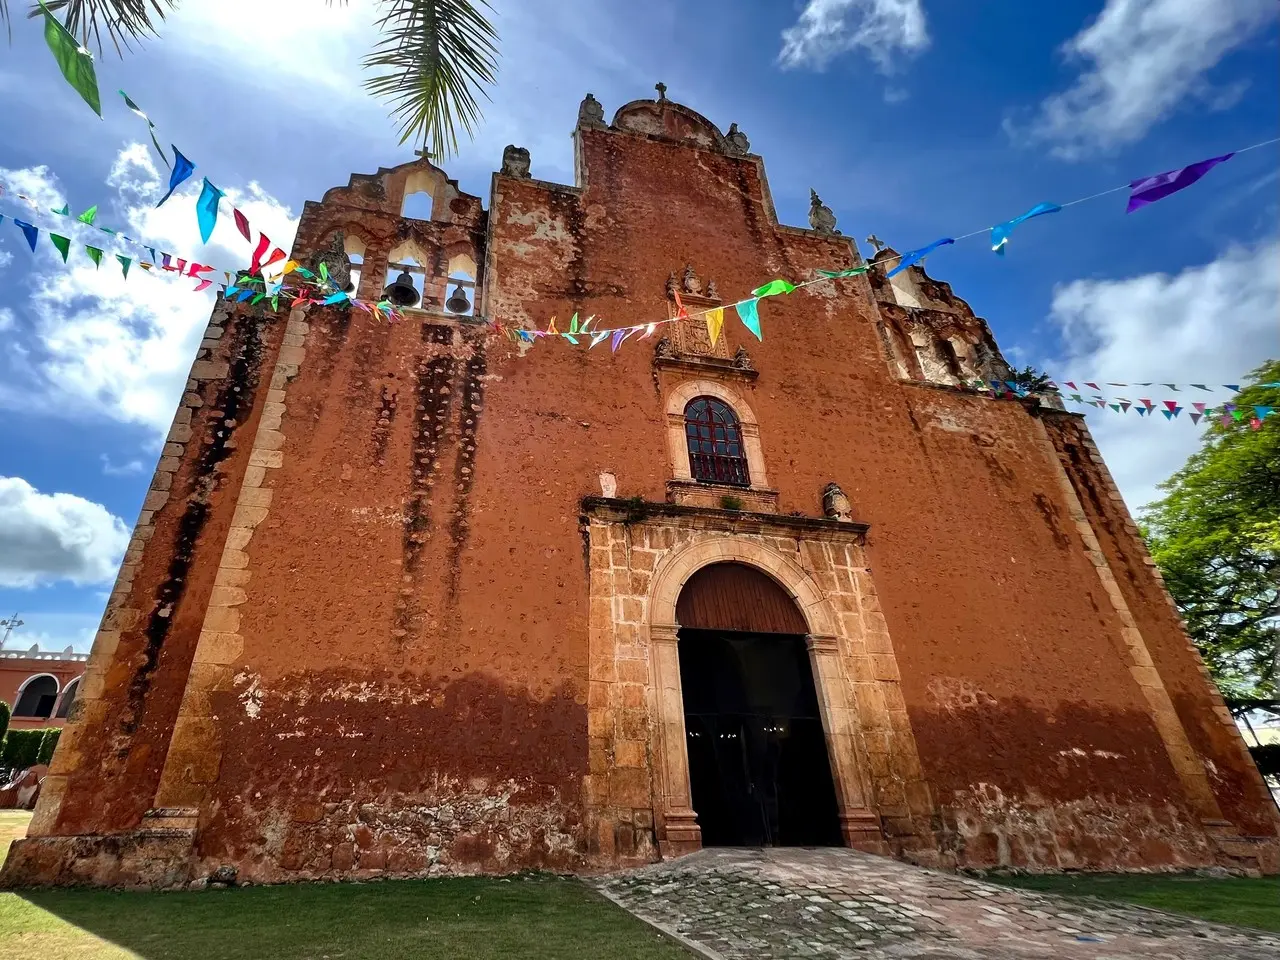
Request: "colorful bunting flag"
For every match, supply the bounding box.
[40,1,101,117]
[49,233,70,262]
[887,237,954,278]
[119,90,169,168]
[735,299,762,340]
[818,266,869,279]
[248,234,271,274]
[233,208,252,242]
[1127,153,1234,213]
[706,306,724,347]
[196,179,225,244]
[84,245,102,267]
[752,278,796,298]
[1255,406,1274,419]
[13,219,38,251]
[76,205,97,226]
[115,254,131,278]
[156,147,196,207]
[990,202,1060,255]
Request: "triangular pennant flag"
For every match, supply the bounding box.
[1224,384,1240,392]
[706,306,724,347]
[322,291,348,306]
[752,278,796,298]
[1162,410,1175,420]
[194,279,213,292]
[14,219,38,251]
[156,147,196,207]
[118,90,169,168]
[76,205,97,226]
[196,179,225,244]
[1220,413,1233,426]
[249,234,271,274]
[818,266,869,279]
[49,233,70,262]
[1232,408,1246,421]
[1119,400,1132,412]
[673,290,690,321]
[1254,406,1274,419]
[1127,153,1234,213]
[1136,406,1147,416]
[887,237,954,278]
[1109,403,1121,413]
[1251,418,1263,431]
[1068,393,1083,404]
[251,293,267,305]
[1189,412,1202,424]
[260,248,287,274]
[1191,384,1210,391]
[589,330,609,348]
[40,1,102,116]
[85,245,102,267]
[1140,398,1154,410]
[1192,402,1206,414]
[610,328,626,352]
[580,315,594,332]
[545,317,558,335]
[563,312,579,345]
[641,322,657,338]
[233,208,252,242]
[51,204,68,216]
[115,254,131,278]
[1064,381,1077,390]
[1163,400,1178,412]
[1084,382,1099,390]
[990,201,1061,255]
[735,299,762,340]
[1161,383,1179,391]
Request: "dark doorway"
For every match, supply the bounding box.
[680,629,841,847]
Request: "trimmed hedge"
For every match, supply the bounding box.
[0,700,9,743]
[1,727,60,769]
[1251,744,1280,779]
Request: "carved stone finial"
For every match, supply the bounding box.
[822,482,853,522]
[578,93,605,128]
[316,231,353,293]
[732,346,755,371]
[655,81,668,102]
[681,263,703,296]
[654,336,675,359]
[706,278,719,299]
[501,144,531,179]
[665,271,678,299]
[866,233,886,253]
[725,122,750,156]
[809,189,839,235]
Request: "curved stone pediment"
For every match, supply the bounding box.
[610,99,727,152]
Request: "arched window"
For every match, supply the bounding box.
[14,675,59,719]
[54,677,82,719]
[685,397,750,487]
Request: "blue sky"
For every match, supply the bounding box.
[0,0,1277,654]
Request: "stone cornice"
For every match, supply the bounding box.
[581,497,869,543]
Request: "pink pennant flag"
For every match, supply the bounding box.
[1084,382,1099,390]
[260,247,287,273]
[1139,398,1154,410]
[193,279,213,292]
[1163,400,1178,412]
[249,234,271,274]
[1192,402,1206,414]
[1064,381,1077,390]
[1251,418,1263,431]
[233,208,251,242]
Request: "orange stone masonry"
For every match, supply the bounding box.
[3,90,1276,887]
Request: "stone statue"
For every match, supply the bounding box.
[315,231,352,294]
[598,472,617,498]
[973,340,1013,386]
[732,346,755,371]
[654,336,675,360]
[809,189,839,235]
[822,482,853,522]
[665,271,679,299]
[501,145,531,179]
[706,278,719,299]
[681,263,703,296]
[725,122,750,156]
[578,93,605,128]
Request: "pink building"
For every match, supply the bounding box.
[0,648,88,731]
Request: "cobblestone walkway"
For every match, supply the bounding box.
[594,848,1280,959]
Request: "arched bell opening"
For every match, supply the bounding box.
[675,562,842,847]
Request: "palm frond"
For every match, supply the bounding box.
[360,0,499,161]
[22,0,177,55]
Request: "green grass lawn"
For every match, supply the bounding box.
[0,872,693,960]
[0,811,31,868]
[988,872,1280,932]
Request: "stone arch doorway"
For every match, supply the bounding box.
[676,562,842,847]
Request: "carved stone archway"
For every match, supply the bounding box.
[645,534,881,855]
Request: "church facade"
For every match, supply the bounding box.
[4,90,1277,887]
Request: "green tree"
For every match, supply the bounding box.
[1010,365,1054,394]
[1141,360,1280,701]
[2,0,498,161]
[0,700,9,744]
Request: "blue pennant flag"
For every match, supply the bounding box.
[990,202,1061,256]
[196,178,225,243]
[735,299,763,340]
[13,219,38,251]
[887,237,954,277]
[156,146,196,207]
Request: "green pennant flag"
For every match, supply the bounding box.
[76,205,98,225]
[271,295,280,312]
[85,245,103,267]
[52,203,69,216]
[49,233,71,262]
[40,2,102,117]
[565,311,580,345]
[818,266,869,279]
[752,278,796,298]
[250,292,266,305]
[115,254,131,278]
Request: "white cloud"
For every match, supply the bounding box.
[0,612,101,655]
[0,476,130,588]
[100,454,146,477]
[1047,238,1280,510]
[779,0,930,73]
[0,308,13,331]
[0,146,298,437]
[1013,0,1278,159]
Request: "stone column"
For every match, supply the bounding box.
[807,634,884,851]
[648,622,700,856]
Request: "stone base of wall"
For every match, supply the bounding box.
[0,832,196,890]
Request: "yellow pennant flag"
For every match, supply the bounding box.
[546,316,559,335]
[706,307,725,347]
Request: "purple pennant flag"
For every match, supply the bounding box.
[1126,153,1234,213]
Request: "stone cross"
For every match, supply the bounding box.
[655,82,668,101]
[414,148,433,161]
[866,234,886,252]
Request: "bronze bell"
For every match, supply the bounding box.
[445,283,471,314]
[382,270,420,307]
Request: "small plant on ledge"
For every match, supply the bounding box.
[719,494,744,512]
[622,496,648,523]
